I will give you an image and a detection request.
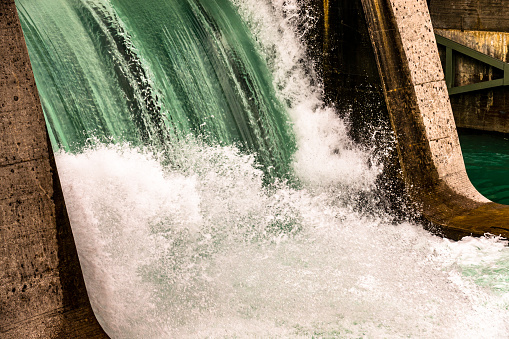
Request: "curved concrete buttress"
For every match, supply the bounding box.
[0,1,108,337]
[359,0,509,240]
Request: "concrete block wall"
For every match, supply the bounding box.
[389,0,484,200]
[0,1,107,337]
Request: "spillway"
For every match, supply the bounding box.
[8,0,509,337]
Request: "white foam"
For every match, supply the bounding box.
[54,0,509,337]
[57,141,509,338]
[232,0,381,191]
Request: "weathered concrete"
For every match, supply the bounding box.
[0,1,107,337]
[429,0,509,33]
[360,0,509,239]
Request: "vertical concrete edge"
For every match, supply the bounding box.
[0,1,108,337]
[359,0,509,240]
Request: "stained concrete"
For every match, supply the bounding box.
[429,0,509,33]
[0,1,107,337]
[360,0,509,239]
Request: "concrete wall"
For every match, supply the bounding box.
[429,0,509,33]
[360,0,509,239]
[430,0,509,133]
[0,1,107,337]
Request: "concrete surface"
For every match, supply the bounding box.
[0,1,107,337]
[429,0,509,33]
[360,0,509,239]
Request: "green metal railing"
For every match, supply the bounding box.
[435,34,509,95]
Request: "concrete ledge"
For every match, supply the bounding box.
[360,0,509,240]
[0,1,107,337]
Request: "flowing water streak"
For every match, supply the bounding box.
[14,0,509,337]
[232,0,378,191]
[17,0,296,178]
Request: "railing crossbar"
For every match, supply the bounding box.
[436,34,509,94]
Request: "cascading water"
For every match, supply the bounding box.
[15,0,509,337]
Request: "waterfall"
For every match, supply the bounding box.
[17,0,296,179]
[16,0,509,337]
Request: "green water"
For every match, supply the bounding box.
[16,0,295,179]
[459,130,509,205]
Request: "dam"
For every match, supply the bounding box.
[2,0,509,337]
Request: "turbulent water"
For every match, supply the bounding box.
[16,0,509,337]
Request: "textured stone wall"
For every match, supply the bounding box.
[391,0,476,192]
[363,0,486,202]
[0,1,107,337]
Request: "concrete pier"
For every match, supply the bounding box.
[360,0,509,239]
[0,1,107,337]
